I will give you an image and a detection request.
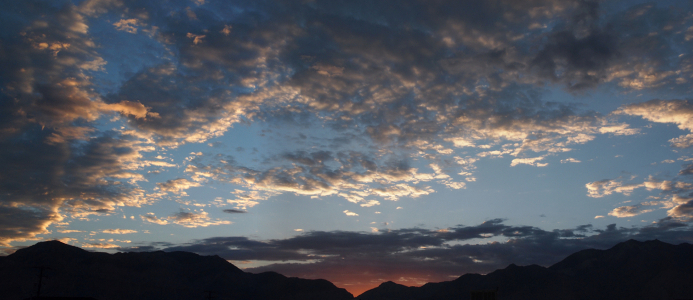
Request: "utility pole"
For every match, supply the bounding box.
[33,266,51,299]
[204,290,214,300]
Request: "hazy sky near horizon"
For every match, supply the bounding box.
[3,0,693,295]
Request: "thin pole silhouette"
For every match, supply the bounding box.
[204,290,214,300]
[33,266,51,298]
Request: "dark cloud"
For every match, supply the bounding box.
[95,0,670,151]
[2,0,693,258]
[222,209,248,214]
[531,29,618,90]
[0,127,155,243]
[0,205,59,247]
[0,1,168,244]
[156,218,693,265]
[147,218,693,293]
[680,164,693,176]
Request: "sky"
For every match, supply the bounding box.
[2,0,693,296]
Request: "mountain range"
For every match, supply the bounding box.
[1,239,692,300]
[0,240,352,300]
[356,239,693,300]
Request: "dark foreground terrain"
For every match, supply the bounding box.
[0,241,352,300]
[1,239,692,300]
[357,239,693,300]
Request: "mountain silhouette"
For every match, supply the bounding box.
[0,240,352,300]
[2,239,692,300]
[357,239,693,300]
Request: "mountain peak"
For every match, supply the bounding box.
[379,281,401,287]
[610,238,672,252]
[12,240,88,256]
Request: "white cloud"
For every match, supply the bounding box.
[510,156,545,167]
[608,205,654,218]
[585,179,645,198]
[156,178,201,194]
[343,210,359,216]
[113,19,140,34]
[102,229,137,234]
[360,200,380,207]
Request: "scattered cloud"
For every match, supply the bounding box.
[142,211,231,228]
[102,229,138,234]
[140,213,169,225]
[2,0,693,261]
[360,200,380,207]
[156,178,201,194]
[113,19,140,34]
[153,219,693,295]
[511,156,547,167]
[168,210,231,228]
[343,210,358,217]
[616,100,693,148]
[608,205,655,218]
[83,243,120,249]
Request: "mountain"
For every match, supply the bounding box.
[3,239,692,300]
[0,241,353,300]
[357,239,693,300]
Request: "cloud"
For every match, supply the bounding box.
[343,210,358,217]
[99,100,159,120]
[0,0,651,223]
[0,1,177,244]
[102,229,138,234]
[58,229,84,233]
[585,178,645,198]
[156,178,201,194]
[616,100,693,148]
[585,163,693,220]
[141,210,231,228]
[113,19,140,34]
[510,156,547,167]
[186,150,442,206]
[1,0,693,254]
[186,33,206,45]
[140,213,169,225]
[153,218,693,295]
[669,201,693,220]
[530,27,618,90]
[359,200,380,207]
[608,205,655,218]
[0,205,62,247]
[83,242,120,249]
[561,157,581,163]
[0,128,160,243]
[222,209,247,214]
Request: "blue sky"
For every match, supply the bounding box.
[2,0,693,295]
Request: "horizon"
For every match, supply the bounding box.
[2,0,693,296]
[5,237,686,297]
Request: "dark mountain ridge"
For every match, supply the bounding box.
[2,239,692,300]
[0,240,352,300]
[357,239,693,300]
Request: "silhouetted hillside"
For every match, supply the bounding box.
[0,241,352,300]
[3,239,692,300]
[357,239,693,300]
